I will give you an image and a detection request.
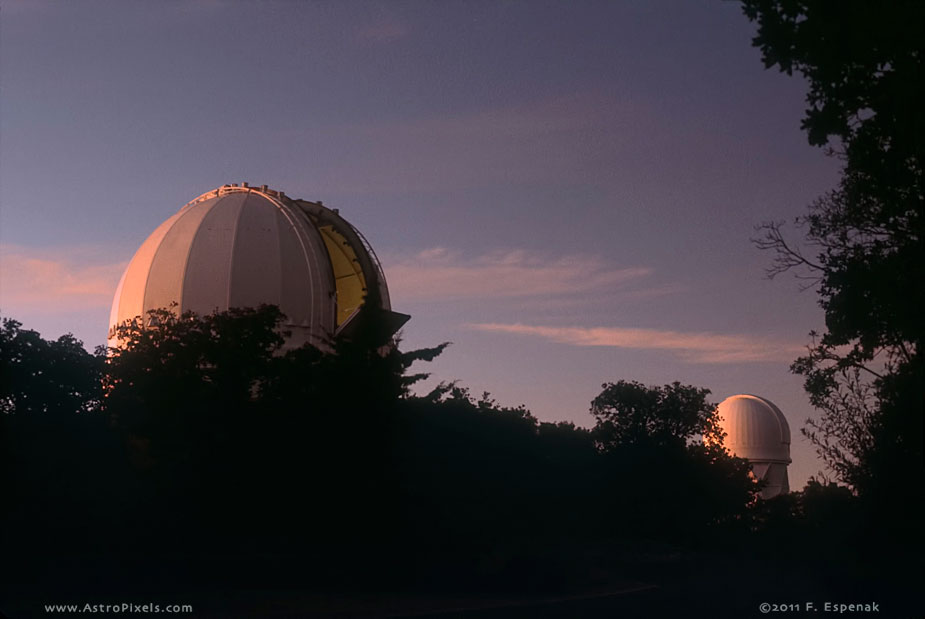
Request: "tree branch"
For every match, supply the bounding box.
[752,220,825,281]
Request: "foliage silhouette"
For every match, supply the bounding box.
[1,317,127,576]
[3,309,763,597]
[741,2,923,557]
[1,317,104,416]
[590,380,756,542]
[591,380,722,450]
[743,0,922,488]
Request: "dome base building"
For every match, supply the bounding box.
[109,184,408,349]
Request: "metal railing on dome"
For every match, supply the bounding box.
[347,222,391,309]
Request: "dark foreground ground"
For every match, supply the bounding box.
[2,550,921,618]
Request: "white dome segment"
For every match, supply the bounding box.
[715,394,791,498]
[109,184,408,349]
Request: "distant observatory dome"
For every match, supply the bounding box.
[109,184,408,349]
[715,394,791,499]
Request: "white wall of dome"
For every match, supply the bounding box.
[108,184,407,349]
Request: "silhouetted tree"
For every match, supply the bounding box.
[0,316,127,580]
[590,381,755,543]
[742,2,923,514]
[749,477,862,568]
[389,384,607,590]
[97,305,467,585]
[2,308,810,599]
[1,317,104,417]
[742,1,922,199]
[591,380,722,450]
[742,4,923,568]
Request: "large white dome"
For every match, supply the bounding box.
[108,184,407,348]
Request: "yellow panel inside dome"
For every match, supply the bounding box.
[319,225,367,326]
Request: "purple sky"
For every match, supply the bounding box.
[1,0,842,487]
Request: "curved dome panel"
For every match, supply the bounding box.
[716,394,791,463]
[108,185,406,349]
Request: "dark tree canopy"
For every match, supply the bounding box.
[1,318,103,417]
[589,380,756,540]
[743,1,923,498]
[1,308,766,596]
[743,0,924,172]
[14,310,913,613]
[745,0,923,357]
[591,380,721,450]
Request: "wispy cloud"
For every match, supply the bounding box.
[0,245,125,313]
[467,323,803,364]
[384,248,651,303]
[355,19,410,43]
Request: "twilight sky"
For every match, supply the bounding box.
[0,0,842,487]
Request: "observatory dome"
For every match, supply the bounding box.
[716,394,791,462]
[715,394,791,498]
[109,184,407,348]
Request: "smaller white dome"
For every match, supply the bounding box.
[716,394,791,463]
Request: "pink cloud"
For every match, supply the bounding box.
[0,245,126,313]
[466,322,803,364]
[383,248,651,302]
